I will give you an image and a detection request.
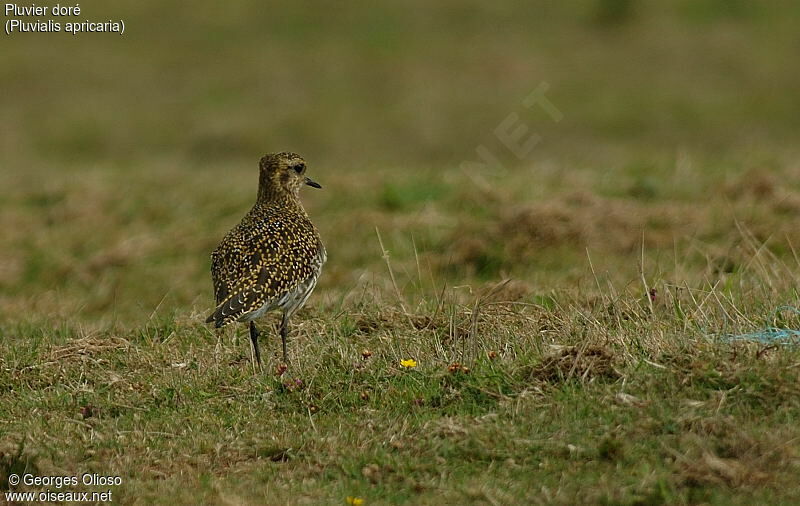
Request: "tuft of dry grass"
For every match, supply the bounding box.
[528,345,620,383]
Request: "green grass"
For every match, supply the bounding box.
[4,291,800,504]
[3,0,800,504]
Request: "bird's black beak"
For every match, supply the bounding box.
[305,177,322,189]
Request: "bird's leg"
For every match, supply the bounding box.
[214,329,223,361]
[279,312,289,364]
[249,321,262,370]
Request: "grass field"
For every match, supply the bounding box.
[3,1,800,504]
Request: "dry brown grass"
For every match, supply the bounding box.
[528,345,620,383]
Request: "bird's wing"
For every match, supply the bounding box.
[206,217,323,327]
[210,249,229,304]
[208,213,272,306]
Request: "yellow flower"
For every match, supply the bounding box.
[346,497,364,506]
[400,359,417,368]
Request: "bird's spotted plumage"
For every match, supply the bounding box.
[206,152,325,364]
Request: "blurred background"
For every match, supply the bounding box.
[2,0,799,328]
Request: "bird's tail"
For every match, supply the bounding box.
[206,291,250,328]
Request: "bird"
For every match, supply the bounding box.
[206,152,326,367]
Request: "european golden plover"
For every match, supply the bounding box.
[206,152,326,366]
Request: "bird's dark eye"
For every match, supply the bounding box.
[293,163,305,174]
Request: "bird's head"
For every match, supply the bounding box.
[257,152,322,202]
